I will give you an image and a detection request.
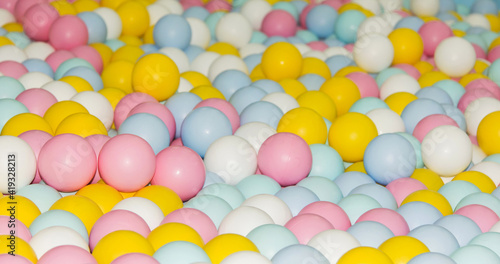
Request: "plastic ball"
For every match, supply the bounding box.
[337,246,392,264]
[118,113,170,154]
[203,234,259,264]
[388,28,424,65]
[152,241,209,264]
[235,174,281,199]
[451,244,500,264]
[114,92,157,130]
[0,235,37,264]
[378,235,430,264]
[48,15,88,50]
[0,135,36,194]
[305,4,337,39]
[153,14,191,50]
[334,10,366,44]
[271,244,329,264]
[37,245,97,264]
[215,13,252,48]
[116,0,149,37]
[347,221,394,248]
[401,98,446,134]
[71,91,114,130]
[261,42,303,81]
[380,73,421,100]
[366,108,405,134]
[261,10,297,37]
[1,112,53,136]
[77,12,107,44]
[353,33,394,73]
[147,222,203,252]
[276,107,327,145]
[92,230,154,264]
[29,225,89,259]
[408,224,459,255]
[23,3,59,42]
[434,36,476,78]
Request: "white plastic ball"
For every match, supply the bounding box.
[111,197,164,230]
[190,51,220,76]
[293,43,312,55]
[215,13,253,49]
[307,229,361,264]
[381,12,403,27]
[421,125,472,177]
[156,0,183,14]
[24,42,55,60]
[434,36,476,78]
[94,7,123,40]
[221,251,271,264]
[353,33,394,73]
[357,16,393,38]
[303,50,327,61]
[29,226,89,259]
[239,43,266,59]
[470,161,500,186]
[18,72,53,89]
[378,0,403,12]
[240,0,272,30]
[208,55,248,81]
[0,9,15,27]
[324,47,352,58]
[366,108,405,134]
[410,0,439,17]
[41,81,78,101]
[0,45,27,63]
[70,91,114,130]
[178,77,194,93]
[464,97,500,137]
[261,92,299,114]
[465,14,491,30]
[379,73,420,100]
[490,220,500,232]
[240,194,293,225]
[0,136,36,194]
[147,3,170,26]
[159,47,190,73]
[218,206,274,236]
[234,122,277,153]
[471,144,486,167]
[352,0,381,15]
[187,17,211,49]
[204,135,258,185]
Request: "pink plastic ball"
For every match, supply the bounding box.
[89,210,151,251]
[412,114,459,142]
[170,137,183,147]
[257,132,313,187]
[110,253,160,264]
[472,44,486,60]
[394,9,410,17]
[488,45,500,62]
[307,41,328,51]
[85,134,111,184]
[71,45,103,74]
[45,50,76,72]
[284,213,334,244]
[455,204,500,232]
[98,134,156,192]
[0,216,32,242]
[465,78,500,100]
[38,134,97,192]
[393,63,421,80]
[0,0,18,13]
[299,201,351,231]
[13,0,46,22]
[180,0,203,9]
[16,88,58,116]
[114,92,157,130]
[205,0,231,13]
[0,254,32,264]
[160,208,218,244]
[344,43,355,52]
[356,208,410,236]
[261,10,298,37]
[48,15,89,51]
[23,3,59,41]
[385,178,427,206]
[418,20,453,57]
[0,61,28,79]
[152,146,205,201]
[346,71,379,98]
[18,130,52,184]
[38,245,97,264]
[322,0,342,9]
[128,102,176,142]
[470,134,478,145]
[299,4,317,27]
[457,88,495,112]
[194,98,240,133]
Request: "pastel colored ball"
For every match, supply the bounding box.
[0,135,37,194]
[23,3,59,42]
[388,28,424,65]
[261,10,297,37]
[353,33,394,73]
[49,15,89,50]
[38,245,97,264]
[434,36,477,78]
[153,14,191,50]
[92,230,154,264]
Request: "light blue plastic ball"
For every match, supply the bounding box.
[438,179,481,210]
[484,153,500,164]
[401,98,446,134]
[54,58,95,80]
[243,53,262,72]
[275,186,320,216]
[439,0,456,13]
[205,12,225,39]
[229,86,267,114]
[347,221,395,248]
[408,252,457,264]
[239,101,283,130]
[252,79,285,93]
[308,143,344,181]
[263,36,288,46]
[463,34,487,53]
[451,244,500,264]
[297,176,343,203]
[118,113,170,155]
[164,92,203,138]
[140,44,159,54]
[271,244,329,264]
[397,132,424,169]
[434,214,482,246]
[481,31,499,48]
[295,30,319,43]
[416,86,454,105]
[472,0,498,14]
[334,10,366,44]
[394,16,425,32]
[184,194,232,228]
[469,232,500,257]
[324,38,345,47]
[204,171,225,188]
[197,183,245,209]
[290,0,308,14]
[396,201,443,231]
[348,183,398,210]
[16,184,62,213]
[0,76,25,99]
[455,192,500,217]
[63,66,103,91]
[29,210,88,243]
[184,45,205,62]
[153,241,211,264]
[212,69,252,99]
[250,31,268,44]
[22,59,54,79]
[334,171,376,197]
[181,107,232,158]
[375,67,407,87]
[338,194,382,225]
[273,2,299,21]
[323,117,332,145]
[183,6,210,21]
[298,74,325,91]
[77,12,107,44]
[6,32,30,49]
[104,39,125,51]
[442,104,467,131]
[247,224,299,260]
[305,5,338,39]
[154,14,192,50]
[236,174,281,199]
[349,97,389,114]
[0,98,29,132]
[408,224,460,255]
[325,55,355,76]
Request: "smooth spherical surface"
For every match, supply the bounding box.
[132,53,179,102]
[49,16,88,50]
[435,37,476,78]
[353,33,394,73]
[0,136,36,194]
[261,42,303,81]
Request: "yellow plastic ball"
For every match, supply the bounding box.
[134,185,183,216]
[204,234,259,264]
[50,0,77,15]
[384,92,418,116]
[452,171,496,193]
[296,91,337,122]
[116,0,150,37]
[411,168,444,192]
[90,43,113,68]
[334,65,366,78]
[55,113,108,137]
[118,35,143,46]
[249,64,266,81]
[389,28,424,65]
[486,14,500,32]
[0,36,14,46]
[300,57,331,80]
[111,45,145,63]
[319,77,361,117]
[413,60,434,75]
[345,161,367,173]
[0,235,37,264]
[73,0,100,12]
[328,112,378,163]
[459,73,487,87]
[181,71,212,88]
[76,184,124,214]
[43,100,90,132]
[261,42,303,81]
[474,58,490,74]
[279,78,308,98]
[277,107,328,145]
[452,29,466,37]
[0,195,41,228]
[338,3,364,13]
[1,113,53,136]
[101,60,135,94]
[478,111,500,155]
[50,195,104,235]
[148,222,204,251]
[190,85,225,100]
[93,230,154,264]
[143,25,155,45]
[401,189,452,216]
[338,246,393,264]
[489,36,500,51]
[59,75,94,93]
[132,53,180,101]
[2,23,23,32]
[98,87,128,111]
[207,42,240,56]
[100,0,127,9]
[378,236,429,264]
[418,71,450,88]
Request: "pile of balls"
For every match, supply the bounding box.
[3,0,500,263]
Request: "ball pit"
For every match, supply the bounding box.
[3,0,500,263]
